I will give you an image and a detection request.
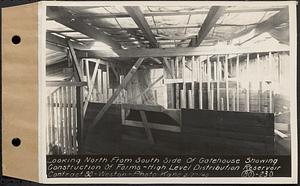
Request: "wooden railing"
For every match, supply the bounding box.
[46,81,86,155]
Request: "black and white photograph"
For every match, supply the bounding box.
[42,1,297,183]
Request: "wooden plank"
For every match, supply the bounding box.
[102,72,108,102]
[175,84,180,109]
[199,57,203,109]
[90,58,145,129]
[62,87,67,154]
[225,55,229,111]
[246,53,250,112]
[188,90,192,109]
[139,111,155,144]
[68,86,73,153]
[216,56,220,110]
[106,62,110,90]
[124,120,181,133]
[97,69,102,100]
[125,6,159,48]
[84,44,290,58]
[123,104,165,112]
[269,52,273,113]
[76,86,84,153]
[71,86,77,153]
[190,6,225,46]
[207,56,212,110]
[85,59,91,87]
[55,91,61,152]
[191,56,195,109]
[236,54,240,111]
[46,81,87,87]
[68,41,84,81]
[180,90,186,109]
[83,62,100,115]
[175,57,179,78]
[182,56,186,108]
[162,57,174,78]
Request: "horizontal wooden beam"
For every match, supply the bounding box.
[125,6,159,48]
[81,44,290,58]
[56,7,284,19]
[47,6,120,49]
[191,6,225,46]
[123,120,181,133]
[46,81,87,87]
[122,103,165,112]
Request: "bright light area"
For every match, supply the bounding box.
[91,41,112,50]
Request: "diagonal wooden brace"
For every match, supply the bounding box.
[90,57,145,129]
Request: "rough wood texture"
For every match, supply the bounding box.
[182,109,274,154]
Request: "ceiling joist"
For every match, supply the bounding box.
[47,6,120,49]
[190,6,226,47]
[125,6,159,48]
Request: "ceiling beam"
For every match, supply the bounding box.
[46,7,284,20]
[190,6,226,47]
[47,6,120,49]
[79,44,289,58]
[125,6,159,48]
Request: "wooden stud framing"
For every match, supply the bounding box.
[199,57,203,109]
[207,56,212,110]
[246,53,250,112]
[191,56,195,108]
[236,54,240,111]
[182,56,186,108]
[90,58,145,129]
[225,55,229,111]
[217,55,221,110]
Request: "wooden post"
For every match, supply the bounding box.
[191,56,195,108]
[207,56,211,110]
[199,57,203,109]
[220,97,224,111]
[58,87,64,154]
[97,69,102,101]
[232,90,236,111]
[76,86,84,153]
[225,55,229,111]
[68,86,73,154]
[236,54,240,111]
[90,58,145,129]
[268,52,273,113]
[66,86,71,154]
[55,91,60,152]
[71,86,77,153]
[175,57,179,78]
[188,90,192,109]
[139,110,154,144]
[85,60,91,88]
[83,62,100,115]
[176,84,180,109]
[217,55,220,110]
[106,62,110,93]
[63,86,68,154]
[258,81,262,112]
[182,56,186,108]
[103,72,107,102]
[180,90,186,109]
[246,53,250,112]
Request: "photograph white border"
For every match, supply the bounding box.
[39,1,298,184]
